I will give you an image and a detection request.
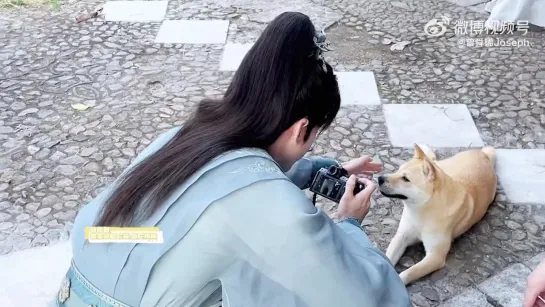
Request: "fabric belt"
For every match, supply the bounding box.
[56,260,132,307]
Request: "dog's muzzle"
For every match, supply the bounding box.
[378,176,408,200]
[380,190,408,200]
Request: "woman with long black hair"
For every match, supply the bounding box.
[52,12,410,307]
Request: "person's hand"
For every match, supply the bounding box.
[343,156,383,178]
[338,175,376,222]
[524,260,545,307]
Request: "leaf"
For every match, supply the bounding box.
[71,103,90,111]
[75,5,103,23]
[390,41,411,51]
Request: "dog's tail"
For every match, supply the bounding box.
[481,146,496,168]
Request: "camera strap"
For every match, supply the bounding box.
[311,193,317,206]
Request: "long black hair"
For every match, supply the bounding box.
[96,12,341,226]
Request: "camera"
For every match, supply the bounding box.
[309,165,365,203]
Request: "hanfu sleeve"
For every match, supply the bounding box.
[221,179,411,307]
[284,156,340,190]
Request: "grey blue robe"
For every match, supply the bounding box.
[51,127,411,307]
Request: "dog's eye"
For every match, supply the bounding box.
[402,176,410,182]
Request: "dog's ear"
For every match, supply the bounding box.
[413,144,426,160]
[422,157,436,181]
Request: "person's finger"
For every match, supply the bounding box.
[537,294,545,307]
[360,156,373,163]
[524,287,541,307]
[357,174,373,180]
[354,178,376,202]
[359,171,375,176]
[359,177,377,191]
[341,175,357,200]
[524,295,536,307]
[524,280,545,307]
[524,291,536,307]
[535,296,545,307]
[364,162,383,172]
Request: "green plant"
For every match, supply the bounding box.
[0,0,60,9]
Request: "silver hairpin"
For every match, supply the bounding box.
[314,30,332,54]
[312,30,332,70]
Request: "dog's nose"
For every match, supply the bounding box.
[378,176,385,185]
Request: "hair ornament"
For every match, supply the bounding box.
[312,30,332,70]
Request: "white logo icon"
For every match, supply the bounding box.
[424,16,451,37]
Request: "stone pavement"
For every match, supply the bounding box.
[0,0,544,306]
[440,252,545,307]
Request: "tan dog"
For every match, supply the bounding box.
[377,144,497,285]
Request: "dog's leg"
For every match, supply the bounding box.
[398,234,451,285]
[386,213,418,266]
[386,233,414,266]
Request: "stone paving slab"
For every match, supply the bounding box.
[495,149,545,205]
[438,287,493,307]
[219,43,253,71]
[524,252,545,270]
[336,71,382,106]
[0,240,71,307]
[155,20,230,44]
[477,263,532,307]
[383,104,484,147]
[103,1,168,22]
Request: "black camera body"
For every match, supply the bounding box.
[309,165,365,203]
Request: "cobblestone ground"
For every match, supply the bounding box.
[1,0,544,306]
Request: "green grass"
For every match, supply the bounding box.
[0,0,59,9]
